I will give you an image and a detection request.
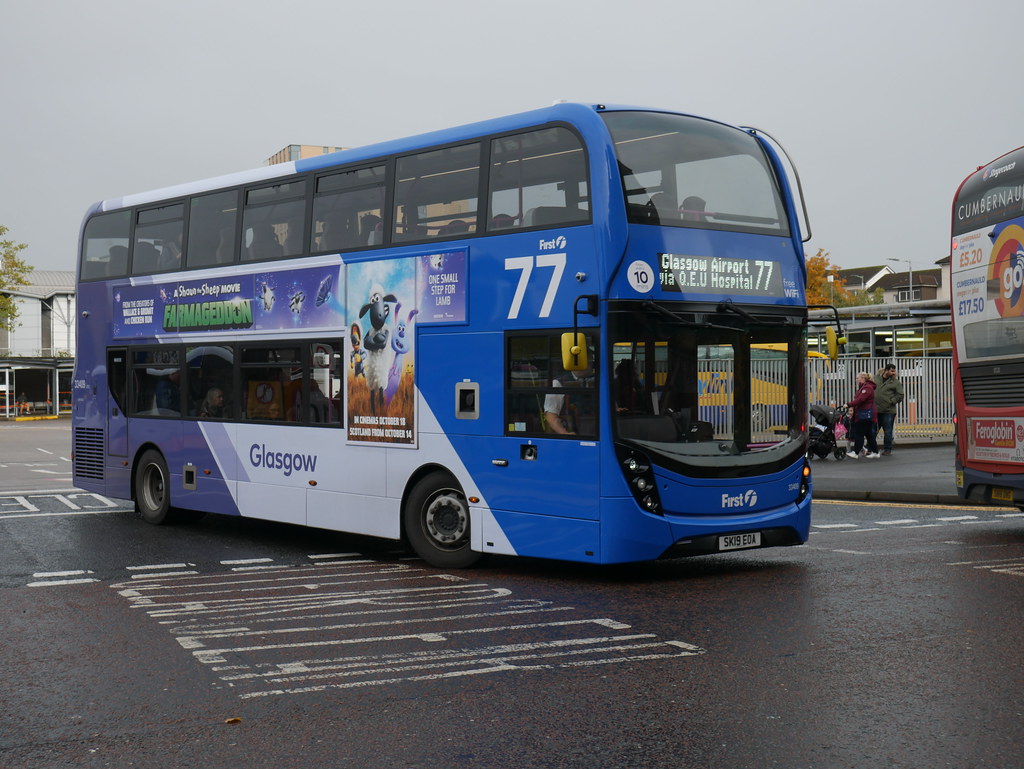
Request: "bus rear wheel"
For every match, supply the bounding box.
[135,450,173,524]
[404,471,481,569]
[134,449,205,525]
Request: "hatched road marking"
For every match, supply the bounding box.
[112,556,705,698]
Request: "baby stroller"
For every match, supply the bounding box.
[808,404,848,460]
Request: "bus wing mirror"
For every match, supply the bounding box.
[561,332,589,371]
[825,326,847,361]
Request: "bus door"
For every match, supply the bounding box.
[107,348,128,457]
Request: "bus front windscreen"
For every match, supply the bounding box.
[602,111,789,237]
[609,303,805,474]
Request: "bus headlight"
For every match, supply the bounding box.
[617,444,662,515]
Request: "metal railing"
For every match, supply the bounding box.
[808,357,953,440]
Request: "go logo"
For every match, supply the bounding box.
[989,225,1024,317]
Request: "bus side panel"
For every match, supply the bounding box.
[450,436,601,522]
[417,323,602,524]
[484,509,601,562]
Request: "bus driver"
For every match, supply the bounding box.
[543,360,595,435]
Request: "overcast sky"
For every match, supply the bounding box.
[3,0,1021,276]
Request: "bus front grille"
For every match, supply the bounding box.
[73,428,105,480]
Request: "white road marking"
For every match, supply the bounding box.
[113,559,705,697]
[127,563,193,571]
[307,553,362,560]
[28,569,99,588]
[948,556,1024,579]
[28,577,100,587]
[0,491,126,519]
[875,519,919,526]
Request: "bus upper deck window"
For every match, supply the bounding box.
[393,144,480,243]
[487,127,590,232]
[242,181,308,261]
[81,211,131,281]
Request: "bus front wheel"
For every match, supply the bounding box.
[404,471,481,569]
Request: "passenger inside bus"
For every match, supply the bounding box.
[248,223,283,260]
[198,387,224,419]
[680,195,707,222]
[158,234,182,271]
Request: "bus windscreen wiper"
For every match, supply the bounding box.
[642,300,737,332]
[715,300,787,325]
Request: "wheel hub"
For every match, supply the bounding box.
[425,492,468,545]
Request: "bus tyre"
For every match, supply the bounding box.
[404,471,481,569]
[135,450,174,525]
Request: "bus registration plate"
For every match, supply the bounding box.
[719,532,761,551]
[992,487,1014,503]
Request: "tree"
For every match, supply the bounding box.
[805,248,851,306]
[1,225,33,332]
[804,248,883,307]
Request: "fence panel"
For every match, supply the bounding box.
[807,357,953,440]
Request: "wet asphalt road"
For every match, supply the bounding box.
[1,423,1022,768]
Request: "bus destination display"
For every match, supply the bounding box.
[659,253,787,297]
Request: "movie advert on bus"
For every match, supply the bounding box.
[967,417,1024,464]
[112,263,346,338]
[952,221,1024,361]
[344,250,467,446]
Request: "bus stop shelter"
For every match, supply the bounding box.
[0,358,75,419]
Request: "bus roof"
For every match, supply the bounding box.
[952,144,1024,237]
[95,103,735,215]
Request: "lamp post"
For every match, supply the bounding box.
[888,258,914,302]
[827,273,834,305]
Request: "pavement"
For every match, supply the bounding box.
[810,440,967,505]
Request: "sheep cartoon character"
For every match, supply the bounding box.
[358,284,398,414]
[385,303,419,402]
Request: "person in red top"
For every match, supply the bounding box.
[845,371,880,459]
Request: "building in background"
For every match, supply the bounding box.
[265,144,346,166]
[1,270,76,418]
[810,256,952,359]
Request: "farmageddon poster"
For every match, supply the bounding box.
[113,263,346,338]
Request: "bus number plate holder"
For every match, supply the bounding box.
[719,532,761,551]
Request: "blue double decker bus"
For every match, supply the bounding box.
[72,103,812,567]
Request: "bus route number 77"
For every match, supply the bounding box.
[505,254,567,319]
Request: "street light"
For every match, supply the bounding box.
[826,273,834,305]
[888,258,914,302]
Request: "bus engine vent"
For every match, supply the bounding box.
[73,428,105,480]
[962,370,1024,408]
